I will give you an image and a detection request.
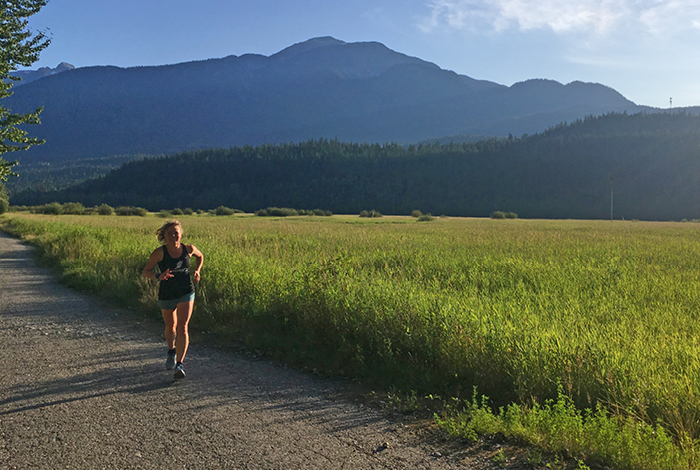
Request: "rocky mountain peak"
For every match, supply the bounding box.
[10,62,75,86]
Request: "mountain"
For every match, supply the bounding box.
[6,37,644,164]
[9,62,74,85]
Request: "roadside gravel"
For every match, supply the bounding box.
[0,231,498,469]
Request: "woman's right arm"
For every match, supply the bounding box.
[142,248,163,280]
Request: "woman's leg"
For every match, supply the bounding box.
[174,300,194,363]
[161,308,177,349]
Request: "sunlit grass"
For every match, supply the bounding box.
[3,212,700,468]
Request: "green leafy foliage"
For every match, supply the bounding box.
[255,207,332,217]
[214,206,238,216]
[114,206,147,216]
[41,202,61,214]
[360,210,383,218]
[0,1,50,174]
[437,387,687,470]
[0,182,8,213]
[96,204,114,216]
[0,157,18,181]
[60,202,85,215]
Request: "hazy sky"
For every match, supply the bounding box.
[23,0,700,108]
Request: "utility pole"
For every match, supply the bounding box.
[610,177,614,221]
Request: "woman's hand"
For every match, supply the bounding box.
[160,268,174,281]
[193,270,201,282]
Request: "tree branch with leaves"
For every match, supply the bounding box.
[0,0,50,184]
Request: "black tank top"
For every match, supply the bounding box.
[157,245,194,300]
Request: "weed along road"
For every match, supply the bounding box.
[0,231,474,470]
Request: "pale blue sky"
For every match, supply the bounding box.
[23,0,700,108]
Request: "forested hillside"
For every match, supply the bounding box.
[12,112,700,221]
[5,155,138,194]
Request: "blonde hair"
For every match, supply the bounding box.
[156,220,182,243]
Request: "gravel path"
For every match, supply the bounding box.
[0,231,485,470]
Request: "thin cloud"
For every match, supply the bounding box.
[565,55,642,69]
[638,0,700,34]
[420,0,700,36]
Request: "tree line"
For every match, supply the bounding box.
[11,112,700,220]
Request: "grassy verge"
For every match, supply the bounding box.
[436,387,692,469]
[2,213,700,468]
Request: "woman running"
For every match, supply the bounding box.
[142,220,203,379]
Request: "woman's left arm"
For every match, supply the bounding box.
[189,244,204,282]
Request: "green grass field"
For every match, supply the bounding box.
[3,212,700,468]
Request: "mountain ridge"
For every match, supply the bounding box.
[10,62,75,85]
[6,37,647,163]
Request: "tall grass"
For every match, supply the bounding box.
[3,213,700,467]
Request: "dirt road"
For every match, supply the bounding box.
[0,231,486,469]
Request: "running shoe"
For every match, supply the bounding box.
[166,350,177,370]
[174,363,186,380]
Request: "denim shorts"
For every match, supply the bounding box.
[158,292,195,310]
